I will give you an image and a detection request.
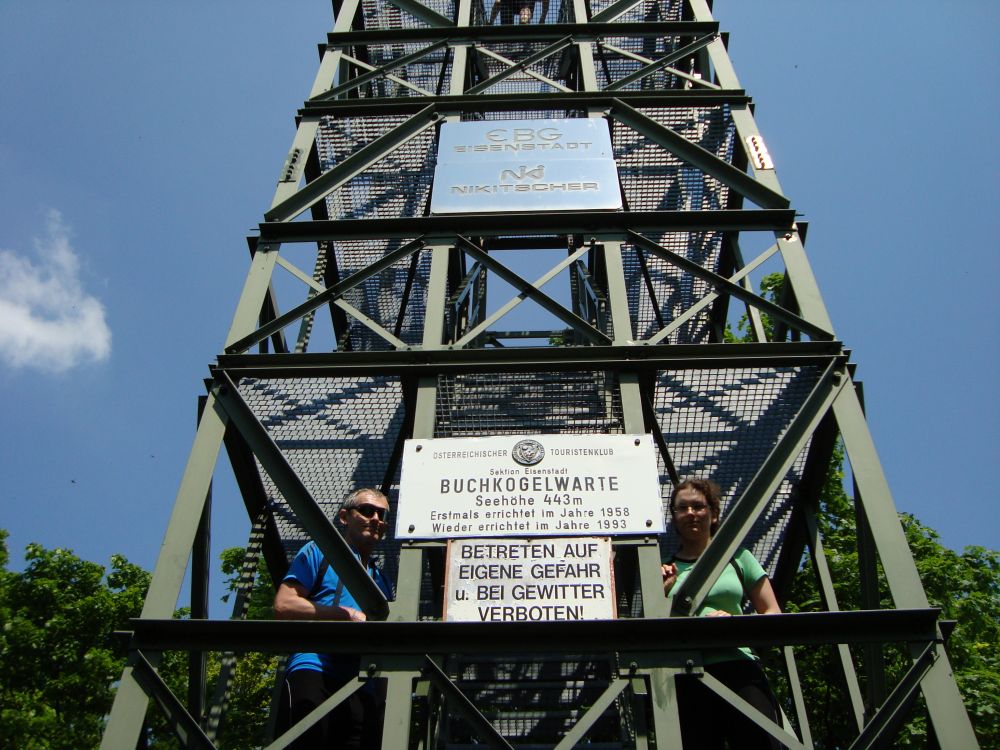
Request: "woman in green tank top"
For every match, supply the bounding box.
[661,478,784,749]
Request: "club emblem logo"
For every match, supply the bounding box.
[511,439,545,466]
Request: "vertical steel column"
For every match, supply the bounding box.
[188,486,211,725]
[381,242,451,748]
[833,386,978,747]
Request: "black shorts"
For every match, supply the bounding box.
[274,669,384,750]
[676,659,784,749]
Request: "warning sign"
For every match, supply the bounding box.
[444,537,617,622]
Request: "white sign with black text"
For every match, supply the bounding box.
[444,537,617,622]
[395,433,664,539]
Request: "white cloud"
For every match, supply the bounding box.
[0,210,111,372]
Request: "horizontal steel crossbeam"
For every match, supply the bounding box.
[213,341,847,378]
[300,90,750,116]
[121,609,941,654]
[325,21,720,45]
[258,210,796,242]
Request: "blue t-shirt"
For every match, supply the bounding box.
[283,541,394,678]
[666,547,766,663]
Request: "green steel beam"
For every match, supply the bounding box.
[776,228,837,334]
[552,678,629,750]
[644,240,780,345]
[211,372,390,619]
[224,245,281,349]
[221,422,289,586]
[131,651,216,750]
[385,0,454,28]
[465,37,575,94]
[121,608,942,653]
[422,656,514,750]
[453,245,590,347]
[847,642,937,750]
[802,496,867,731]
[855,480,889,713]
[300,89,750,116]
[331,298,408,349]
[627,230,834,341]
[457,236,612,345]
[258,209,796,242]
[189,487,211,723]
[326,21,719,45]
[225,238,425,355]
[700,670,808,750]
[378,657,422,750]
[832,384,979,746]
[588,0,643,23]
[604,33,719,92]
[215,341,846,379]
[598,40,722,91]
[609,99,790,210]
[311,40,450,101]
[266,678,364,749]
[264,105,439,223]
[628,676,651,750]
[640,660,687,749]
[782,646,813,748]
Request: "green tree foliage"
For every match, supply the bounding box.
[724,271,786,343]
[780,449,1000,747]
[0,531,282,749]
[0,529,150,749]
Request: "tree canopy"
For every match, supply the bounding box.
[0,529,150,749]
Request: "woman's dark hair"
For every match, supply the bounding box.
[669,478,723,535]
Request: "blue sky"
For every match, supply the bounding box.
[1,0,997,610]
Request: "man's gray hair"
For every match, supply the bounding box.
[341,487,388,510]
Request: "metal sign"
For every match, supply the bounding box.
[444,537,617,622]
[395,434,665,539]
[430,118,623,214]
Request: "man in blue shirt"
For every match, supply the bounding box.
[273,488,394,749]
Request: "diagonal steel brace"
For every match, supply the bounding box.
[211,371,389,619]
[610,99,790,210]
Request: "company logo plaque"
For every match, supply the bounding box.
[430,118,623,214]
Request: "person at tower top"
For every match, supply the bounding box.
[661,477,784,749]
[490,0,548,25]
[273,487,394,749]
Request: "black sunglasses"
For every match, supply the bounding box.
[350,503,388,521]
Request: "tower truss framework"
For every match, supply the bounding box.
[103,0,978,747]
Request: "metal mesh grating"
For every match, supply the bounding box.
[238,376,406,584]
[614,106,736,211]
[361,0,456,30]
[440,655,622,745]
[471,0,570,25]
[349,41,453,99]
[474,42,572,96]
[328,239,430,351]
[317,116,436,221]
[589,0,682,22]
[652,366,817,575]
[623,232,722,343]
